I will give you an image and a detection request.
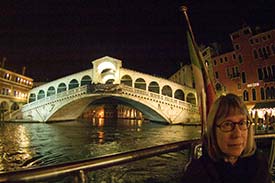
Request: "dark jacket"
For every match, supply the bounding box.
[182,151,271,183]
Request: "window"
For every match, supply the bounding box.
[271,87,275,99]
[231,33,240,40]
[236,67,239,75]
[253,50,258,59]
[260,87,265,100]
[237,83,241,89]
[220,58,223,63]
[266,87,271,99]
[258,48,263,57]
[235,44,240,50]
[252,89,256,101]
[215,83,222,91]
[263,67,268,79]
[243,28,250,35]
[226,68,230,78]
[243,90,249,101]
[233,54,236,60]
[213,59,217,65]
[272,44,275,54]
[267,67,272,79]
[241,72,246,83]
[238,55,243,64]
[263,47,268,58]
[266,46,271,56]
[249,39,254,45]
[258,68,263,80]
[215,72,219,79]
[224,57,228,62]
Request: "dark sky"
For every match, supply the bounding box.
[0,0,274,81]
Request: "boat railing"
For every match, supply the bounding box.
[255,132,275,172]
[0,133,275,183]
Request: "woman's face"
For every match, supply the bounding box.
[216,114,248,158]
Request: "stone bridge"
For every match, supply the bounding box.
[21,56,199,124]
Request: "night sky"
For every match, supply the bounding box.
[0,0,274,81]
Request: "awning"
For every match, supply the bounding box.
[253,101,275,109]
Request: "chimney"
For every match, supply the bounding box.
[22,66,26,75]
[2,57,6,68]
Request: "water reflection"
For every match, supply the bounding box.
[0,119,201,178]
[90,118,144,144]
[0,124,33,172]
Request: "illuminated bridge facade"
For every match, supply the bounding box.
[21,56,199,124]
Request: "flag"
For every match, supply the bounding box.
[182,6,216,135]
[187,31,216,132]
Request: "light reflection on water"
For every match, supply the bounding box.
[0,119,201,182]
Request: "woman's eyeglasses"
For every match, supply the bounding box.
[216,120,252,132]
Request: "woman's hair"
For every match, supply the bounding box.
[206,93,256,161]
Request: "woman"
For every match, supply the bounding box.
[182,93,271,183]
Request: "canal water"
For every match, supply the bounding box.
[0,119,201,182]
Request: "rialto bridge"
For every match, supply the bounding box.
[20,56,200,124]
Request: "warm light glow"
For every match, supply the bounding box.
[247,82,259,88]
[98,118,104,126]
[97,62,116,73]
[102,74,115,83]
[98,110,104,118]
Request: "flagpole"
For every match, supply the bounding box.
[181,6,196,46]
[181,6,207,137]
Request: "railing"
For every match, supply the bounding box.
[120,84,198,112]
[0,139,200,183]
[23,85,88,111]
[255,133,275,172]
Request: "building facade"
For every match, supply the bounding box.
[0,65,33,120]
[168,64,194,88]
[211,26,275,114]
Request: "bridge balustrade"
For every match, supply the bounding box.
[120,85,198,112]
[23,85,88,110]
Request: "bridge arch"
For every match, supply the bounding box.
[11,102,20,111]
[47,86,56,97]
[135,78,146,90]
[57,83,67,93]
[37,90,45,100]
[0,101,9,112]
[81,75,92,86]
[148,81,160,94]
[174,89,184,101]
[29,93,36,103]
[69,79,79,90]
[162,85,172,97]
[186,93,196,105]
[121,75,132,87]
